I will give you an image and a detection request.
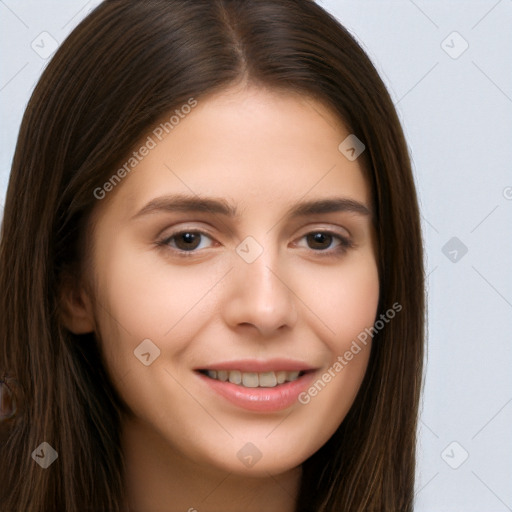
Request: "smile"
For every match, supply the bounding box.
[195,361,318,412]
[198,369,305,388]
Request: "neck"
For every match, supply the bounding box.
[120,416,302,512]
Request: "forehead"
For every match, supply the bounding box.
[94,85,371,222]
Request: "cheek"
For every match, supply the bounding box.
[290,254,379,436]
[91,241,227,377]
[298,252,380,350]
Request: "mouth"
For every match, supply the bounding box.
[194,362,318,412]
[197,369,310,388]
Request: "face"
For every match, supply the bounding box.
[70,85,379,477]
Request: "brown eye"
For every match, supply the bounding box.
[173,232,201,251]
[306,232,334,250]
[295,231,353,257]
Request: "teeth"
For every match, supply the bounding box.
[287,371,300,381]
[276,371,287,384]
[228,370,241,385]
[217,370,228,382]
[205,370,303,387]
[242,372,259,388]
[259,371,277,387]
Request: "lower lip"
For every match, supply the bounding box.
[196,371,316,412]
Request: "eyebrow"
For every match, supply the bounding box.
[130,194,371,221]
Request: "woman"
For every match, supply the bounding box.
[0,0,425,510]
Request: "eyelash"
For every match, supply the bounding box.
[156,229,354,259]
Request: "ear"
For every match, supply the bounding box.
[58,275,96,334]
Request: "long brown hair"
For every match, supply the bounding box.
[0,1,425,510]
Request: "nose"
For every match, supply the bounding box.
[222,242,298,337]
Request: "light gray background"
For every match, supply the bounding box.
[1,1,511,510]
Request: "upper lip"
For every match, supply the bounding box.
[195,359,318,373]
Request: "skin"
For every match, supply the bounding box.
[61,84,380,512]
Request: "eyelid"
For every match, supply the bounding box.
[295,223,352,239]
